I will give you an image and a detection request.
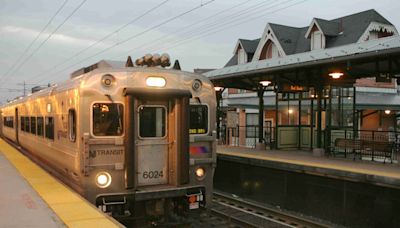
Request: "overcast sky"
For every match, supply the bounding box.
[0,0,399,103]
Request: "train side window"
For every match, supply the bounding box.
[139,106,166,138]
[92,103,123,136]
[25,117,30,132]
[37,117,44,137]
[189,105,208,134]
[21,117,25,131]
[30,117,36,135]
[45,117,54,140]
[68,109,76,142]
[9,117,14,128]
[3,117,14,128]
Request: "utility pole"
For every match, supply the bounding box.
[16,81,27,96]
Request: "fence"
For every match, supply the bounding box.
[219,125,399,163]
[328,129,399,162]
[220,125,275,148]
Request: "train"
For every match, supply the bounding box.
[0,54,216,223]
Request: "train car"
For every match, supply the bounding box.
[0,54,216,222]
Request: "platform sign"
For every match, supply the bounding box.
[279,84,308,92]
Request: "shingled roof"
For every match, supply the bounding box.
[225,9,395,66]
[238,38,260,54]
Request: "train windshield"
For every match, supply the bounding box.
[92,103,123,136]
[139,106,166,138]
[189,105,208,134]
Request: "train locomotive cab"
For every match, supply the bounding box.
[0,55,216,223]
[78,56,216,220]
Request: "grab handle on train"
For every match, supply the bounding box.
[102,196,127,206]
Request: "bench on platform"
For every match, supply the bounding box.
[329,138,394,163]
[329,138,362,158]
[360,140,394,163]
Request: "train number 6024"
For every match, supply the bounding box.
[142,170,164,179]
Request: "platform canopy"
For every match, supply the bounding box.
[205,36,400,90]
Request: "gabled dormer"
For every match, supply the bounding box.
[358,21,398,42]
[253,23,286,60]
[305,18,339,50]
[234,42,247,65]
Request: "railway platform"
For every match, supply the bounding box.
[217,145,400,188]
[0,139,123,228]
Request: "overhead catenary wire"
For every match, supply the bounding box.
[115,0,278,59]
[2,0,88,84]
[25,0,170,84]
[150,0,303,54]
[1,0,70,80]
[120,0,307,58]
[30,0,275,84]
[157,0,308,53]
[32,0,216,84]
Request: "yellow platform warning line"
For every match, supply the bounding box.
[0,139,123,228]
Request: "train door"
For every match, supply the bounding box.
[136,100,169,186]
[15,108,19,143]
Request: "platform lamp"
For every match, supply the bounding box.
[328,72,344,79]
[215,86,225,142]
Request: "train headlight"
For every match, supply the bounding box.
[95,172,112,188]
[146,77,166,87]
[195,167,205,180]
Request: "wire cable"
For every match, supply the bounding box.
[157,0,304,53]
[116,0,275,59]
[33,0,215,84]
[25,0,170,84]
[1,0,69,79]
[3,0,88,84]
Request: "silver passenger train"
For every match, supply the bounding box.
[0,54,216,221]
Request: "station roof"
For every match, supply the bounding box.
[226,91,400,110]
[205,36,400,90]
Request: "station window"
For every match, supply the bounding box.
[37,117,44,137]
[139,106,166,138]
[92,103,123,136]
[189,105,208,134]
[45,117,54,140]
[245,113,258,138]
[68,109,76,142]
[30,117,36,135]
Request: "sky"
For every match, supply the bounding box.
[0,0,399,103]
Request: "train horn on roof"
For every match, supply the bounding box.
[134,53,170,68]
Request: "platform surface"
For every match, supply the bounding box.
[217,146,400,188]
[0,139,123,228]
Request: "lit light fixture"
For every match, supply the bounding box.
[214,86,224,92]
[146,76,166,87]
[259,80,271,87]
[288,109,293,114]
[95,172,112,188]
[329,72,344,79]
[195,167,206,180]
[46,103,52,113]
[384,110,391,115]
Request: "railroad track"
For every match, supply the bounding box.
[211,191,330,228]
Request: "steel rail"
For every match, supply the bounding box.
[213,191,331,228]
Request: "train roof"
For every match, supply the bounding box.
[1,60,212,108]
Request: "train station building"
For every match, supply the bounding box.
[205,9,400,161]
